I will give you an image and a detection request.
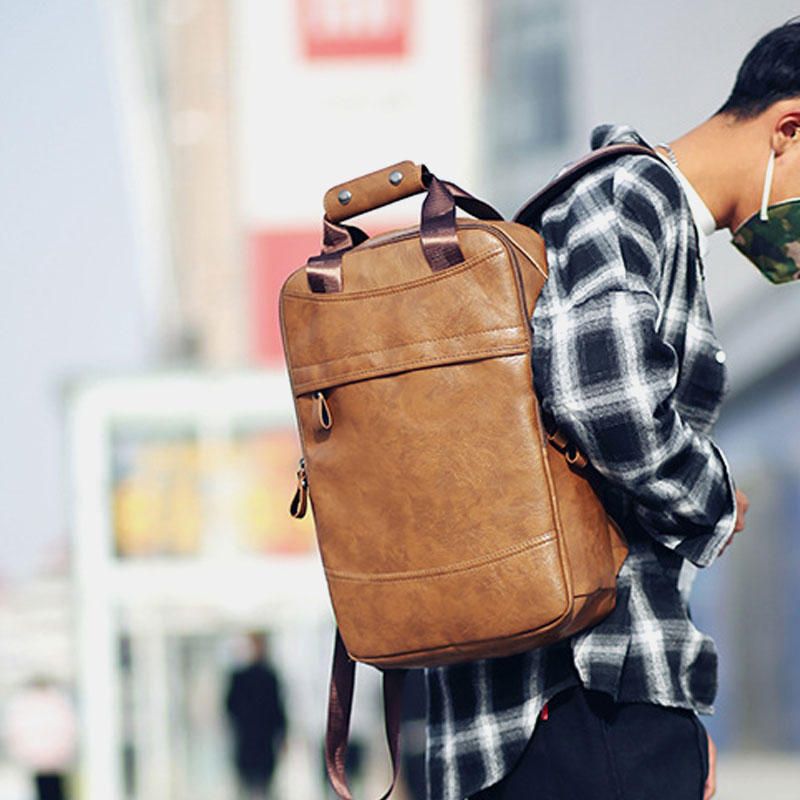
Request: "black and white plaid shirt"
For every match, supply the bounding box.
[423,123,738,800]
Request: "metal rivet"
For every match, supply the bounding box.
[337,189,352,205]
[388,170,404,186]
[715,349,727,364]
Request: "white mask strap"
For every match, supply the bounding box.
[760,148,776,222]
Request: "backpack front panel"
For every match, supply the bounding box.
[280,227,574,663]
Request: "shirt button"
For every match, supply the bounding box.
[714,349,727,364]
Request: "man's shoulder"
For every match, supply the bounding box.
[543,124,686,224]
[605,151,685,216]
[536,126,686,300]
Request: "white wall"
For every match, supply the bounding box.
[232,0,483,230]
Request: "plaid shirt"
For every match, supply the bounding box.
[423,123,738,800]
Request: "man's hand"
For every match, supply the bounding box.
[704,730,717,799]
[719,488,749,556]
[733,488,749,533]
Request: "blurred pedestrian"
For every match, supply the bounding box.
[224,632,287,800]
[1,676,77,800]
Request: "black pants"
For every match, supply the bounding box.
[469,684,710,800]
[34,773,65,800]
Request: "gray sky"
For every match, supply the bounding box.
[0,1,148,582]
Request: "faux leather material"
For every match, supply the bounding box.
[280,218,629,668]
[324,160,426,223]
[283,233,523,393]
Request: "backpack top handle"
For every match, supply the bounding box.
[324,160,503,225]
[307,162,503,293]
[324,160,427,223]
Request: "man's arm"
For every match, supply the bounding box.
[532,160,737,568]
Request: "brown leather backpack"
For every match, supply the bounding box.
[279,144,659,799]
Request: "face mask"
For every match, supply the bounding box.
[731,147,800,284]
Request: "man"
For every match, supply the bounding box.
[425,17,800,800]
[2,676,78,800]
[225,632,288,800]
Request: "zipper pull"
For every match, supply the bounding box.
[565,441,588,469]
[314,390,333,430]
[540,701,549,721]
[546,426,569,449]
[546,424,588,469]
[290,456,308,518]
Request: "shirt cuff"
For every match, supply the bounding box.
[673,439,738,568]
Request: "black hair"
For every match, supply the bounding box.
[716,17,800,119]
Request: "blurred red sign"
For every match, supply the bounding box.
[250,221,413,364]
[250,227,321,364]
[296,0,412,59]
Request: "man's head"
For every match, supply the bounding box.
[717,18,800,121]
[248,630,267,661]
[674,16,800,282]
[715,18,800,236]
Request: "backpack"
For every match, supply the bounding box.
[278,143,660,799]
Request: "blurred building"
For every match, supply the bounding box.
[69,1,485,798]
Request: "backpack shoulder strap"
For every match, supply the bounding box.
[512,142,664,228]
[325,628,407,800]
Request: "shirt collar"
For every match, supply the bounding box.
[655,152,717,256]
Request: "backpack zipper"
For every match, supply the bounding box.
[289,456,308,518]
[314,389,333,430]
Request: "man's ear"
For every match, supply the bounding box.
[770,108,800,155]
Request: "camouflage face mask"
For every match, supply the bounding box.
[731,148,800,284]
